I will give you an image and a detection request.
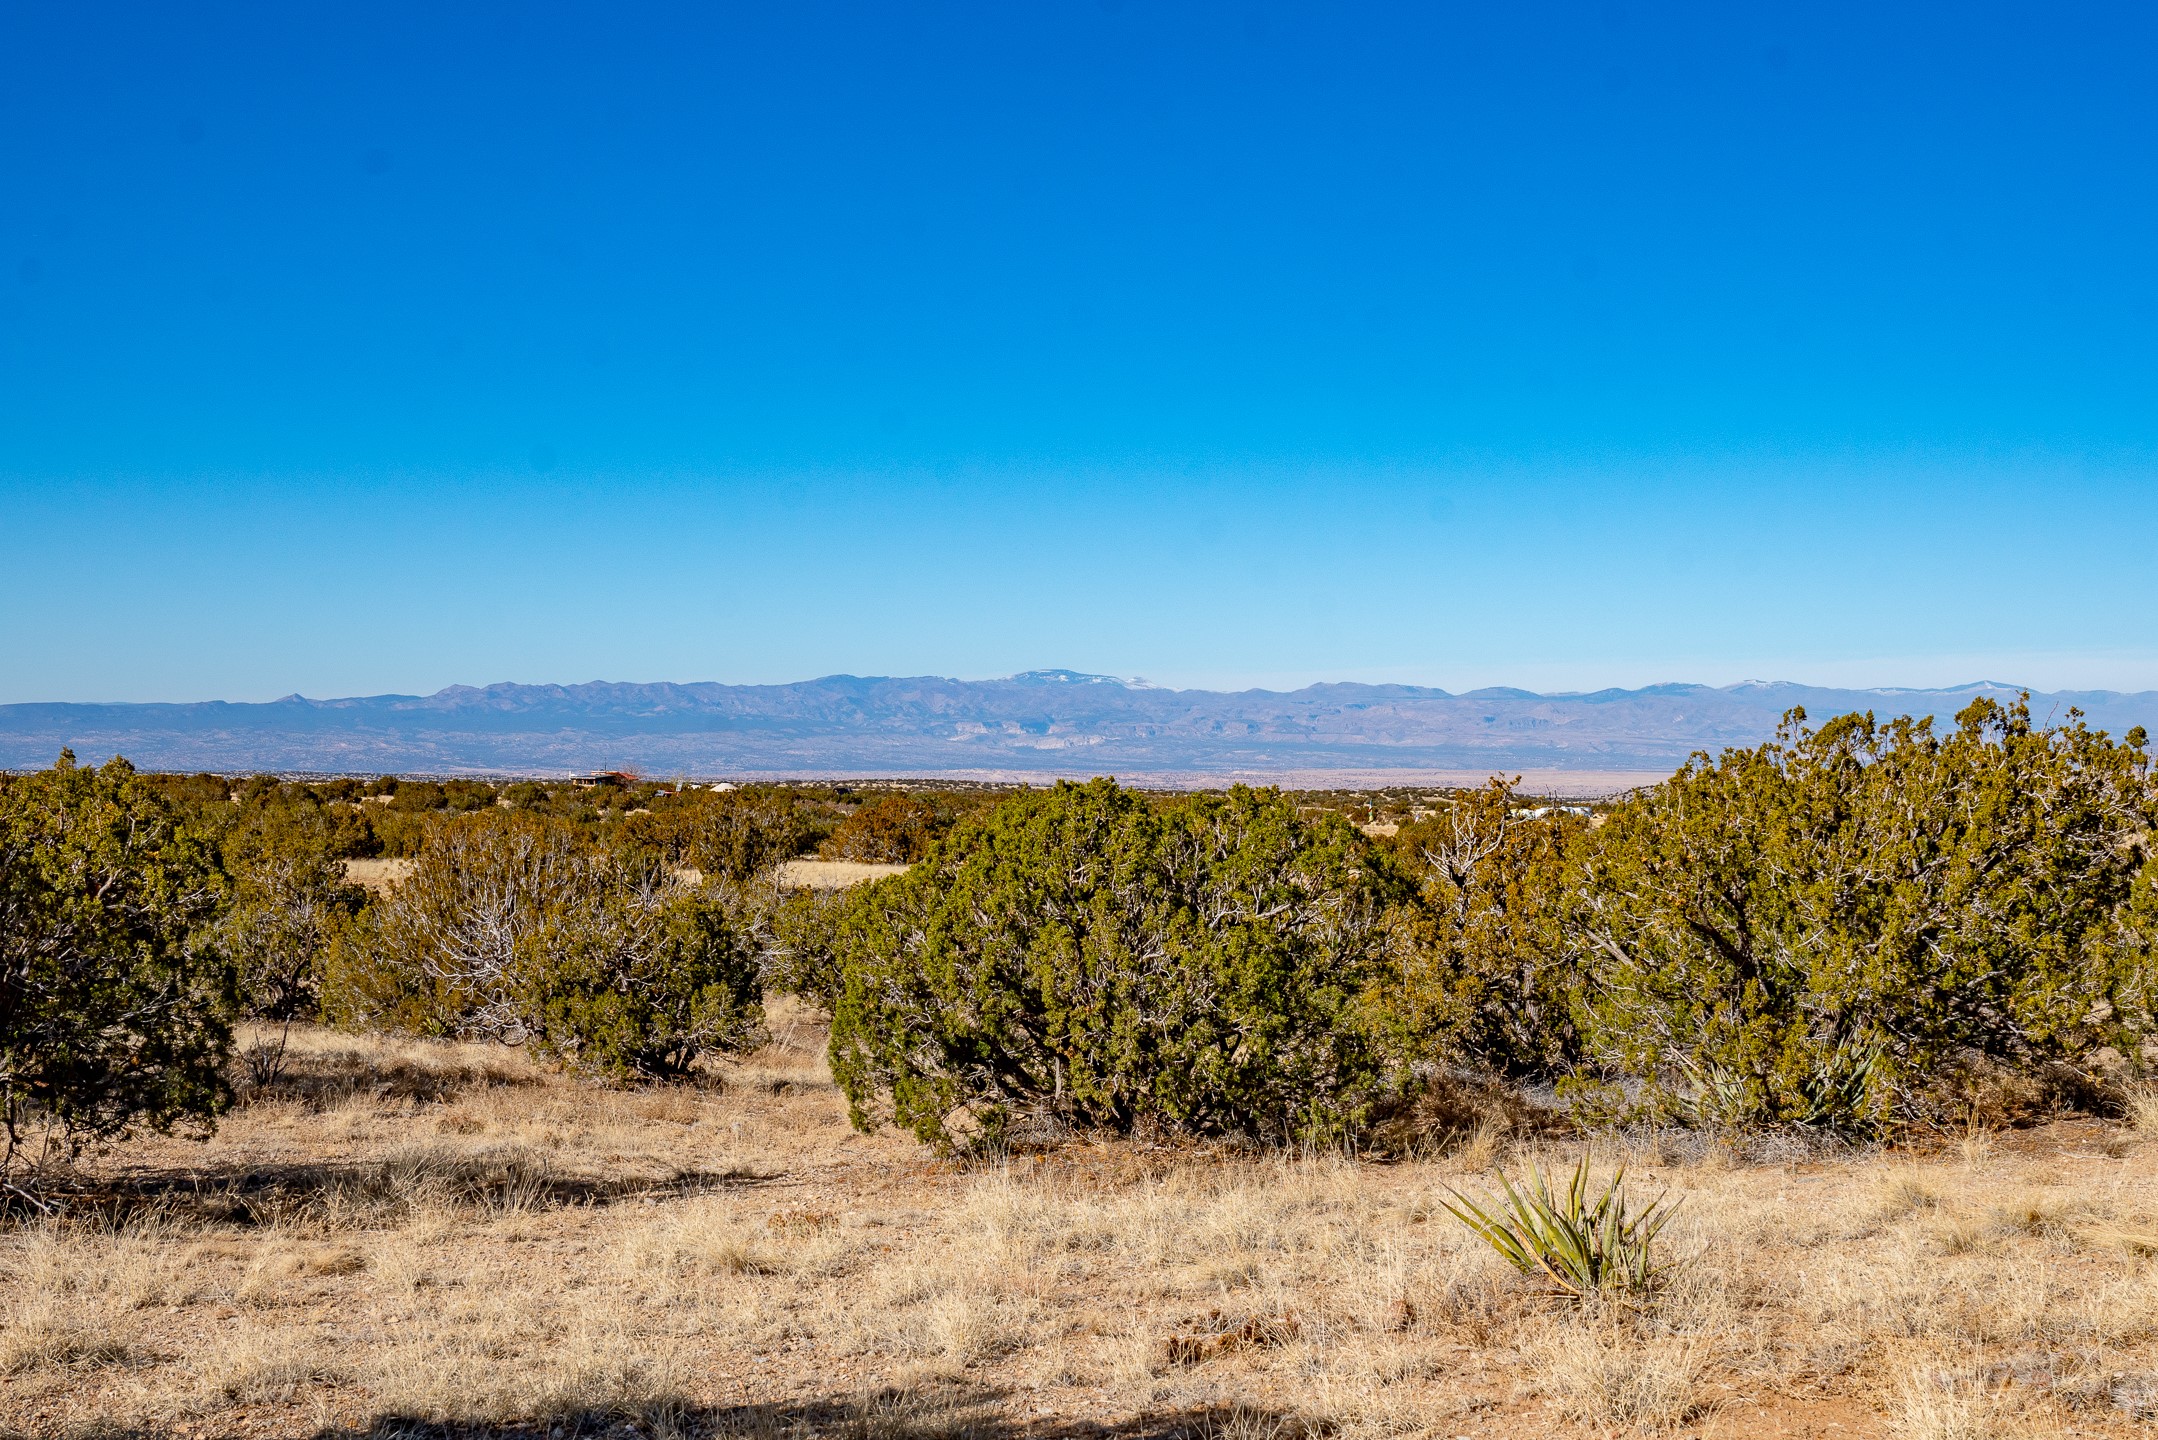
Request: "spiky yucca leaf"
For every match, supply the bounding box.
[1440,1154,1678,1299]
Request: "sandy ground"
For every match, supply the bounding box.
[340,859,415,895]
[4,1006,2157,1440]
[774,860,912,890]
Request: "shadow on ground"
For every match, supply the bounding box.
[14,1145,772,1226]
[231,1043,541,1112]
[344,1395,1321,1440]
[2,1389,1326,1440]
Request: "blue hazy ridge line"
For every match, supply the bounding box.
[2,677,2149,779]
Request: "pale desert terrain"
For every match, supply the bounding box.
[6,1003,2158,1440]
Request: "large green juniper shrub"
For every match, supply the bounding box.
[1565,698,2157,1134]
[824,778,1411,1152]
[0,752,236,1172]
[764,884,851,1007]
[213,803,368,1022]
[323,810,763,1079]
[520,881,765,1079]
[1384,781,1587,1078]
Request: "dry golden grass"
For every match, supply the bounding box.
[2126,1084,2158,1140]
[339,857,414,894]
[4,1002,2157,1438]
[773,858,914,890]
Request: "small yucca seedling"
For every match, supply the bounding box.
[1440,1155,1678,1300]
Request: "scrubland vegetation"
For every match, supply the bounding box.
[3,696,2157,1437]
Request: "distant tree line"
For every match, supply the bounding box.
[2,698,2153,1179]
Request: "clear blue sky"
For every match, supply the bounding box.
[3,2,2154,703]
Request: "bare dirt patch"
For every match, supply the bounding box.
[341,857,415,894]
[774,858,912,889]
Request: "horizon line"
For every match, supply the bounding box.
[2,673,2141,710]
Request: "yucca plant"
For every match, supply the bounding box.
[1440,1154,1678,1300]
[1672,1038,1888,1135]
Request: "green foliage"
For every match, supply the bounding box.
[1670,1036,1889,1132]
[0,753,235,1169]
[624,786,823,882]
[820,793,973,863]
[522,884,765,1079]
[384,779,496,815]
[322,810,762,1078]
[213,803,368,1020]
[28,692,2151,1149]
[1567,699,2157,1132]
[825,779,1408,1151]
[322,809,580,1036]
[1441,1154,1678,1300]
[1386,782,1585,1075]
[141,770,378,857]
[139,771,232,811]
[366,807,437,859]
[764,886,851,1007]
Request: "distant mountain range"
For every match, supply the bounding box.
[4,672,2151,791]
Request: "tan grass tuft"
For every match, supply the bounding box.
[1195,1403,1332,1440]
[2125,1083,2158,1138]
[240,1239,367,1298]
[622,1199,856,1282]
[1451,1120,1507,1173]
[1534,1323,1711,1433]
[196,1327,346,1406]
[1890,1364,2016,1440]
[1925,1212,1990,1256]
[1875,1167,1943,1220]
[0,1298,135,1374]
